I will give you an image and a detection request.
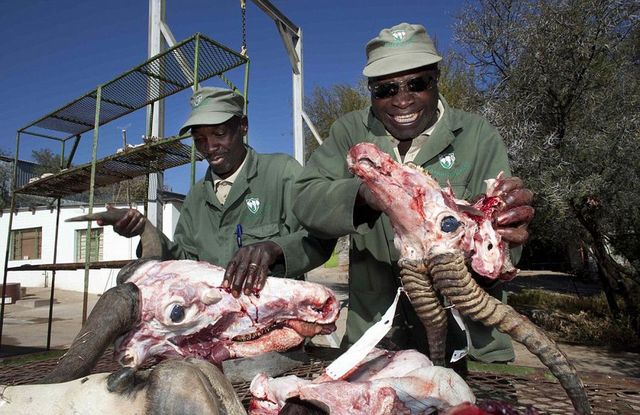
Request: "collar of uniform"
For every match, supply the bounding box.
[216,146,258,210]
[205,145,256,183]
[241,146,260,181]
[365,108,388,137]
[211,156,246,189]
[204,145,255,208]
[411,95,461,167]
[387,99,445,163]
[361,109,402,161]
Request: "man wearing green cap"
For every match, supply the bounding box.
[293,23,535,368]
[106,87,334,296]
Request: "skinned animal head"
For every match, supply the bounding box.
[115,260,340,368]
[347,142,516,280]
[48,207,339,383]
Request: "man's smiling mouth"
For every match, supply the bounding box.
[391,111,420,124]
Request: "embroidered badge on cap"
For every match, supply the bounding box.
[245,197,260,214]
[192,93,204,107]
[391,29,407,42]
[439,152,456,169]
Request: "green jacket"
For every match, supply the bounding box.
[159,146,334,279]
[293,97,515,363]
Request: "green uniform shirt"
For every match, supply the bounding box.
[293,96,516,363]
[159,146,334,279]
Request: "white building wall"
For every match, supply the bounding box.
[0,202,180,294]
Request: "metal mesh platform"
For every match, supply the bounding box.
[1,348,638,414]
[21,33,247,137]
[15,137,203,198]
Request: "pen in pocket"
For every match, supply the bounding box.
[236,224,243,248]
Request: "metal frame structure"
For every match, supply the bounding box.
[0,0,320,355]
[250,0,324,163]
[0,31,249,350]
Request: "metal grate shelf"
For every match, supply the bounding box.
[20,33,248,137]
[14,136,203,199]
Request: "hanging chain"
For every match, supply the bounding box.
[240,0,248,57]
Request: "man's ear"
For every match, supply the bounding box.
[241,116,249,135]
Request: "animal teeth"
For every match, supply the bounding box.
[393,112,419,123]
[232,322,284,342]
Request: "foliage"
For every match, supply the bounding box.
[303,80,370,161]
[510,289,640,350]
[438,52,485,112]
[455,0,639,258]
[32,148,65,176]
[510,289,613,316]
[324,251,339,269]
[454,0,640,328]
[0,149,12,209]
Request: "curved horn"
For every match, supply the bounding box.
[145,358,247,415]
[66,206,163,259]
[428,252,592,415]
[42,282,140,384]
[398,258,448,366]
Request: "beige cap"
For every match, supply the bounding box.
[363,23,442,78]
[179,87,245,136]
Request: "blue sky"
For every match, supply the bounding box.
[1,0,466,195]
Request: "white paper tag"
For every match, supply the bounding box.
[325,287,404,380]
[449,307,470,363]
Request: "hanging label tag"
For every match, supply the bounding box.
[450,307,470,363]
[325,287,404,380]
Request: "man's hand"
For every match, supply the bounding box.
[98,207,146,238]
[495,176,535,246]
[222,241,283,298]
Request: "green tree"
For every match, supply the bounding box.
[455,0,640,328]
[0,150,12,209]
[303,81,370,161]
[32,148,64,175]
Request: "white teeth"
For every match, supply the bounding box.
[393,112,419,123]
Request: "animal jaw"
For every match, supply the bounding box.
[114,260,339,368]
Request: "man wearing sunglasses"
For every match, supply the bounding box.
[293,23,534,372]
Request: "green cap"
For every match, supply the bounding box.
[363,23,442,78]
[179,87,245,136]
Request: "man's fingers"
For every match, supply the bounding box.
[243,254,263,295]
[222,260,237,290]
[247,251,272,295]
[496,176,524,194]
[497,225,529,246]
[120,211,146,237]
[224,243,281,297]
[255,267,269,293]
[503,188,533,209]
[496,206,535,227]
[230,260,250,298]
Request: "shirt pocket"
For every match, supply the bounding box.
[241,223,280,243]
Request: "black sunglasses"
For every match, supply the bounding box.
[369,75,438,100]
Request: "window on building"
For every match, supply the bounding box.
[75,228,104,262]
[10,227,42,260]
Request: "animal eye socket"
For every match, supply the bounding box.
[170,304,185,323]
[441,216,461,233]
